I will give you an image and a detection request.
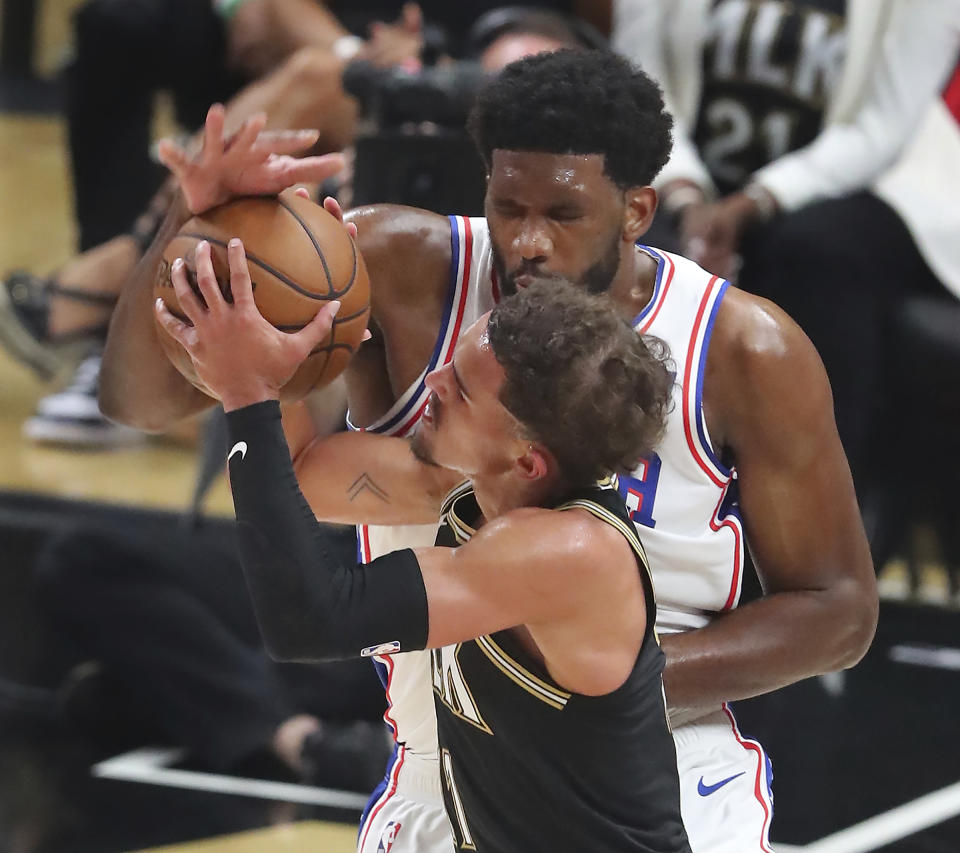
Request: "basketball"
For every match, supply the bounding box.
[154,189,370,402]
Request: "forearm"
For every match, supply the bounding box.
[100,193,215,431]
[661,583,876,719]
[226,400,429,661]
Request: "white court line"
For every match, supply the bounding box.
[889,643,960,671]
[93,747,369,810]
[95,749,960,853]
[769,779,960,853]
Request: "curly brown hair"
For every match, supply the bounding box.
[487,279,673,486]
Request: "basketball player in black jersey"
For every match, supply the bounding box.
[155,240,691,852]
[105,50,877,850]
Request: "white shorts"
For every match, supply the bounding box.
[674,704,776,852]
[357,745,453,853]
[358,705,775,853]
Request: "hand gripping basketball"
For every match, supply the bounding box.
[155,239,341,411]
[154,189,370,401]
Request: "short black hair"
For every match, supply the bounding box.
[487,279,673,486]
[468,49,673,189]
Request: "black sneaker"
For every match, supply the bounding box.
[23,352,145,447]
[0,271,113,379]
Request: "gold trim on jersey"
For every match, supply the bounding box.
[431,644,494,735]
[439,479,473,516]
[443,489,478,544]
[556,495,661,645]
[475,635,572,710]
[556,497,651,578]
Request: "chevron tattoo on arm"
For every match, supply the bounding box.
[347,473,390,503]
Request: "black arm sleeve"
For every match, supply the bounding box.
[224,400,429,662]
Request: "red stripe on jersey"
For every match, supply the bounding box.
[638,251,675,334]
[682,276,742,609]
[389,218,474,438]
[722,704,774,852]
[682,276,724,487]
[358,744,406,852]
[715,483,743,611]
[943,60,960,123]
[442,217,473,368]
[380,651,399,736]
[395,396,431,439]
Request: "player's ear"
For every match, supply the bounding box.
[623,186,657,242]
[516,443,551,482]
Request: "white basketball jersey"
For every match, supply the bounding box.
[351,217,496,766]
[350,216,743,765]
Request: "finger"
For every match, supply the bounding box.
[194,241,227,312]
[323,197,359,238]
[226,238,257,307]
[296,299,340,352]
[362,328,372,342]
[323,196,344,222]
[275,153,345,187]
[157,139,190,173]
[155,298,197,349]
[225,112,268,158]
[294,187,311,199]
[169,257,206,323]
[202,104,227,163]
[253,128,321,156]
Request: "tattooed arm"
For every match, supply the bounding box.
[281,400,460,526]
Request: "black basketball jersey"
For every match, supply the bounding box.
[693,0,847,194]
[431,480,691,852]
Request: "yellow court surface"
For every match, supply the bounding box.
[134,821,357,853]
[0,112,233,515]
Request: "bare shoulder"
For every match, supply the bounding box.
[346,204,452,309]
[485,505,637,579]
[705,285,834,458]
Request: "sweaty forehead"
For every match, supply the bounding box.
[488,150,611,194]
[456,315,505,397]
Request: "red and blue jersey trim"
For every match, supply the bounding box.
[681,275,744,610]
[347,215,473,437]
[633,245,673,331]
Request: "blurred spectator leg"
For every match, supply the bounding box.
[36,524,384,777]
[67,0,244,251]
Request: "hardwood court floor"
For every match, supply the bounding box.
[0,113,233,516]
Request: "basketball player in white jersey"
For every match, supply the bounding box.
[103,50,878,853]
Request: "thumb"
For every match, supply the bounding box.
[296,299,340,353]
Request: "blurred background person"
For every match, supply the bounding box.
[613,0,960,572]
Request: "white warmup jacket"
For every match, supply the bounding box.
[613,0,960,296]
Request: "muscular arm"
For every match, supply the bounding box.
[100,193,215,431]
[101,200,450,432]
[280,398,459,525]
[228,400,643,695]
[660,291,877,718]
[342,204,453,426]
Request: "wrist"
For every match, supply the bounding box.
[741,182,780,223]
[661,181,707,218]
[220,385,281,413]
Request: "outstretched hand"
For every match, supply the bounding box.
[154,239,340,411]
[157,104,345,215]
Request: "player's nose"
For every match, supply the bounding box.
[513,218,552,261]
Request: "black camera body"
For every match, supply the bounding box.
[344,60,489,214]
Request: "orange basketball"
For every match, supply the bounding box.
[154,189,370,402]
